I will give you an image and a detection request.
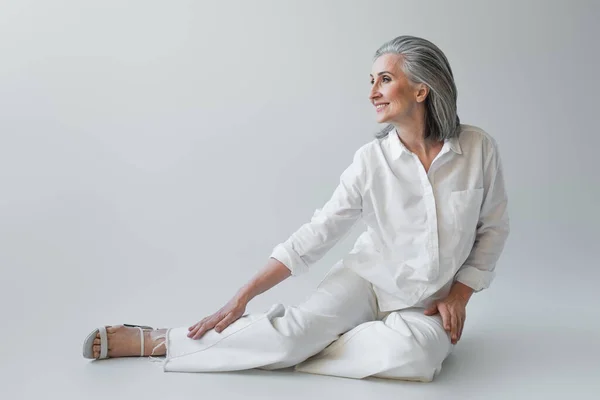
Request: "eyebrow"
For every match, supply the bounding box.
[369,71,394,77]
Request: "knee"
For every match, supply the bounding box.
[373,341,444,382]
[416,343,447,373]
[269,306,330,355]
[383,312,452,372]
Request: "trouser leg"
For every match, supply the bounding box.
[295,307,454,382]
[162,261,379,372]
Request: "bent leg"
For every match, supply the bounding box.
[162,261,379,373]
[295,307,453,382]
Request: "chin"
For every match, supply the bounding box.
[376,114,390,124]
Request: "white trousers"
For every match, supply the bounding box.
[161,261,454,382]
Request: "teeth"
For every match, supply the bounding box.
[376,104,388,110]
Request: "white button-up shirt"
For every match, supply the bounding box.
[270,124,510,311]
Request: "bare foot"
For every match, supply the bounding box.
[92,325,167,359]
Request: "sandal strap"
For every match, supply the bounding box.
[124,324,153,357]
[99,326,108,359]
[124,324,154,330]
[136,327,144,357]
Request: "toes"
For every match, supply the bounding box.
[93,338,100,345]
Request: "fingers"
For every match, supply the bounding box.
[193,318,217,339]
[187,315,218,339]
[450,311,458,344]
[423,303,438,315]
[189,322,211,339]
[188,317,208,331]
[214,312,236,333]
[438,305,451,333]
[187,311,236,340]
[426,299,466,344]
[458,313,465,341]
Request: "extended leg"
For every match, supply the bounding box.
[162,261,379,372]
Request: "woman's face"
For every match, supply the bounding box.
[369,53,426,124]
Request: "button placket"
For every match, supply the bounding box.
[414,154,440,280]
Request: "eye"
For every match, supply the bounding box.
[370,76,391,85]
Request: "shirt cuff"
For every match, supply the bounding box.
[454,266,496,292]
[269,243,309,276]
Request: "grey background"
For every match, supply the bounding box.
[1,0,599,398]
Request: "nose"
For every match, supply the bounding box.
[369,83,381,102]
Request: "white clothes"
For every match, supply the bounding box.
[270,124,510,311]
[162,261,453,381]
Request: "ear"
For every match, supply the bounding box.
[415,84,429,103]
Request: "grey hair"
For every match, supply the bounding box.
[372,35,460,141]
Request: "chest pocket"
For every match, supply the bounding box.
[449,188,484,234]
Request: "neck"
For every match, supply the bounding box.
[393,122,441,157]
[391,105,442,155]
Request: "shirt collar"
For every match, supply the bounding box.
[447,134,462,155]
[388,128,462,160]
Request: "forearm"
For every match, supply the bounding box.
[454,210,509,292]
[269,149,364,276]
[236,257,292,304]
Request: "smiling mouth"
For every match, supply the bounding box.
[376,103,389,112]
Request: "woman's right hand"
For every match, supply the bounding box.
[186,258,291,340]
[187,295,248,339]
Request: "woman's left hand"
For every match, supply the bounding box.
[424,292,469,345]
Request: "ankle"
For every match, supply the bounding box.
[144,329,167,356]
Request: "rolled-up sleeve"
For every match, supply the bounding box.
[270,149,366,276]
[455,138,510,291]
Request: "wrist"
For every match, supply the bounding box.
[236,285,254,305]
[451,281,474,302]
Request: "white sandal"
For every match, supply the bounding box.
[82,324,154,359]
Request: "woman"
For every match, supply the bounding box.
[83,35,509,382]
